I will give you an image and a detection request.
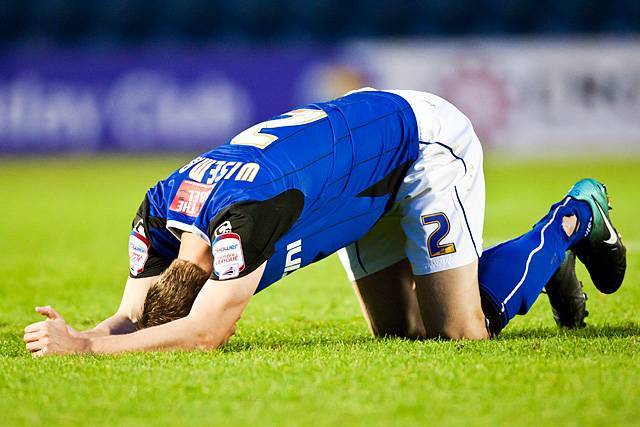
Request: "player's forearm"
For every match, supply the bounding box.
[78,275,157,338]
[78,314,138,338]
[84,251,261,355]
[86,316,231,354]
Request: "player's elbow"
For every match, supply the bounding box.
[192,323,237,351]
[192,329,222,351]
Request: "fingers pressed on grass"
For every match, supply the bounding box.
[23,331,45,343]
[26,339,46,352]
[31,348,48,358]
[24,321,47,334]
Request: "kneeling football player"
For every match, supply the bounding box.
[23,89,626,356]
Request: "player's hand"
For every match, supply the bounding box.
[35,305,64,320]
[31,305,81,337]
[23,306,90,357]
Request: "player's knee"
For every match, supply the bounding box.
[370,322,425,340]
[371,325,408,339]
[431,313,489,340]
[434,326,487,340]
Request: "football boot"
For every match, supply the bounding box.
[567,178,626,294]
[545,251,588,328]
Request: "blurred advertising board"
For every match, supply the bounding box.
[343,39,640,153]
[0,46,338,153]
[0,39,639,153]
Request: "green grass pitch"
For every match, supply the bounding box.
[0,155,638,427]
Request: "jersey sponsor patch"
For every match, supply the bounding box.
[169,180,214,217]
[212,232,245,280]
[128,230,150,276]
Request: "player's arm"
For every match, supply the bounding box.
[73,229,212,337]
[85,263,263,354]
[79,275,157,337]
[23,275,156,342]
[24,232,260,356]
[86,232,259,353]
[24,263,263,356]
[25,196,172,339]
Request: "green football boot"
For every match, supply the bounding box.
[567,178,627,294]
[545,251,588,328]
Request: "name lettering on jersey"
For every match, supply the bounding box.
[179,156,205,174]
[180,157,261,184]
[188,158,216,182]
[169,180,214,217]
[282,239,302,278]
[212,232,245,280]
[234,163,260,183]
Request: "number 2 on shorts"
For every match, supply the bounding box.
[421,213,457,257]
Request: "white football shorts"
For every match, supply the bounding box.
[338,89,485,280]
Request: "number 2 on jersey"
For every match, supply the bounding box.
[231,109,328,149]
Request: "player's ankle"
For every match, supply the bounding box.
[562,199,594,246]
[562,215,579,237]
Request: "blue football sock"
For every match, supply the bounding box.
[478,197,593,330]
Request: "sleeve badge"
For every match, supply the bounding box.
[128,230,150,276]
[212,232,245,280]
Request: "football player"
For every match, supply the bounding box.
[23,89,626,356]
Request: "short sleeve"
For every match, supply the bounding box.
[206,189,304,280]
[129,196,173,278]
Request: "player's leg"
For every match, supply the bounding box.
[477,198,592,333]
[477,179,626,333]
[399,146,489,339]
[408,177,623,338]
[350,259,426,338]
[338,211,426,338]
[343,184,601,339]
[395,91,489,339]
[413,261,488,339]
[390,90,590,338]
[402,178,591,338]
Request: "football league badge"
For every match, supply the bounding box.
[128,230,150,276]
[212,232,245,280]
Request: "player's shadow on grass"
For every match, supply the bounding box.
[5,323,640,358]
[224,334,375,353]
[500,322,640,340]
[226,322,640,353]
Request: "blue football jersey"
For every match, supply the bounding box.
[129,90,420,292]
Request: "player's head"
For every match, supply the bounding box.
[139,259,209,328]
